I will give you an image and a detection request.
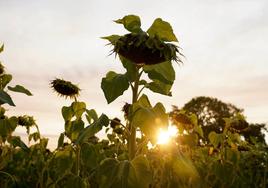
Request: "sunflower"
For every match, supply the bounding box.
[50,78,80,99]
[102,15,183,65]
[112,33,180,65]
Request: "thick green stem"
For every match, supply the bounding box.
[128,66,140,160]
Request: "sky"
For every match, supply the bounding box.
[0,0,268,138]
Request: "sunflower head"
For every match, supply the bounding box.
[50,78,80,99]
[102,15,183,66]
[112,33,181,65]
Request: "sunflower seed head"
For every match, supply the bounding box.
[50,78,81,100]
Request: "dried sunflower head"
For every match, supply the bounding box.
[50,78,80,99]
[102,15,183,66]
[18,115,36,127]
[112,33,181,65]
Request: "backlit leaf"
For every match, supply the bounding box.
[120,55,136,82]
[0,90,15,106]
[8,85,32,96]
[209,131,224,148]
[48,146,75,181]
[62,106,74,122]
[81,143,98,170]
[115,15,142,33]
[147,18,178,42]
[86,109,98,124]
[129,155,152,188]
[101,71,129,104]
[71,101,86,118]
[146,79,172,96]
[75,114,109,144]
[8,136,30,152]
[143,61,175,85]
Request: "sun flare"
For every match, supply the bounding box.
[157,125,178,145]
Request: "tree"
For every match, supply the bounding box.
[170,96,267,144]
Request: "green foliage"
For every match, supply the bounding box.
[130,94,168,143]
[208,131,224,148]
[101,71,129,104]
[114,15,142,33]
[0,90,15,106]
[8,85,33,96]
[143,61,175,96]
[97,155,152,188]
[75,113,109,144]
[147,18,178,42]
[48,146,75,181]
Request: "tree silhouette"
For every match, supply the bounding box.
[170,96,267,144]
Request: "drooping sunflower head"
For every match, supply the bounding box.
[112,33,181,65]
[102,15,183,66]
[50,78,80,99]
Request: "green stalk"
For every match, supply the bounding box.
[128,66,140,160]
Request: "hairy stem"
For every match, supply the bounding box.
[128,66,141,160]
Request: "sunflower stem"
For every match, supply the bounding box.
[128,66,141,160]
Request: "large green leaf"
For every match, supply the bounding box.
[128,155,152,188]
[147,18,178,42]
[62,106,74,122]
[8,136,30,152]
[209,131,224,148]
[131,95,168,143]
[75,114,109,144]
[143,61,175,85]
[152,102,169,126]
[146,79,172,96]
[71,101,86,118]
[101,71,129,104]
[115,15,142,33]
[135,94,151,108]
[98,156,152,188]
[57,174,88,188]
[62,102,86,122]
[120,56,136,82]
[8,85,32,96]
[0,117,18,140]
[64,119,84,142]
[85,109,98,124]
[81,143,98,170]
[194,124,204,138]
[98,158,120,188]
[172,154,200,184]
[48,146,75,181]
[0,90,15,106]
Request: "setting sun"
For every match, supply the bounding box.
[157,125,178,145]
